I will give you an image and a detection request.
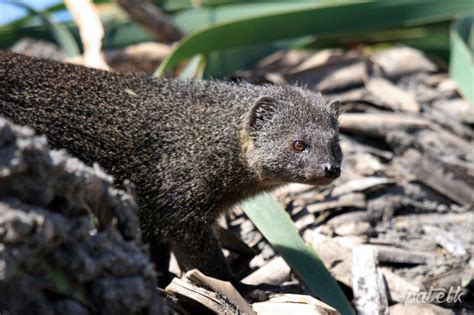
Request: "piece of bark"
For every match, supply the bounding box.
[386,128,474,172]
[284,57,367,93]
[65,0,110,70]
[422,225,468,258]
[422,105,474,140]
[188,270,255,314]
[366,77,420,112]
[273,183,316,199]
[308,234,353,287]
[116,0,183,42]
[352,245,389,315]
[215,225,256,256]
[294,211,319,231]
[316,60,367,92]
[255,50,314,75]
[380,267,422,303]
[166,277,232,314]
[432,98,474,125]
[252,294,339,315]
[372,47,437,79]
[166,269,256,315]
[286,49,342,75]
[306,193,366,213]
[334,221,372,237]
[373,245,436,265]
[327,211,373,228]
[331,177,395,197]
[342,152,386,177]
[395,149,473,206]
[389,303,454,315]
[105,42,171,74]
[422,267,472,290]
[339,113,430,139]
[10,38,66,61]
[242,257,291,286]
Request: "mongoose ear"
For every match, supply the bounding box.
[245,96,277,133]
[329,99,341,117]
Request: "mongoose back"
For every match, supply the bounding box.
[0,50,342,283]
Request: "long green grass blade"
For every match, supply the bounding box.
[4,2,65,28]
[178,54,207,79]
[241,194,355,315]
[4,1,80,57]
[450,17,474,104]
[156,0,473,76]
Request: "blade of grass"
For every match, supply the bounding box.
[450,16,474,104]
[178,54,207,79]
[156,0,473,76]
[5,2,66,28]
[241,193,355,315]
[4,1,79,57]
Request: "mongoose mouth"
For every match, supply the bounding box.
[303,177,338,186]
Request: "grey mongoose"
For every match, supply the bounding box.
[0,50,342,286]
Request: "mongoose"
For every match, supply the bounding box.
[0,50,342,284]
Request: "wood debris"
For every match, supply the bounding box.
[229,46,473,314]
[352,245,389,315]
[252,294,340,315]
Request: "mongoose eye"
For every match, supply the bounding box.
[292,140,306,152]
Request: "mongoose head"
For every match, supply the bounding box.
[242,85,342,186]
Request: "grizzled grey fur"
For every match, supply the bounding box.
[0,51,342,283]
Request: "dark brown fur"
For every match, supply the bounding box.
[0,51,342,283]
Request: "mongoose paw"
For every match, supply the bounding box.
[233,282,295,302]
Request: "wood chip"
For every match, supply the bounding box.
[188,269,256,315]
[339,113,430,138]
[316,61,367,92]
[308,233,353,287]
[389,303,454,315]
[380,267,421,303]
[252,294,339,315]
[352,245,389,315]
[422,225,468,258]
[373,245,436,265]
[166,277,237,314]
[395,149,473,206]
[242,257,291,286]
[306,193,366,213]
[366,77,420,112]
[334,221,371,236]
[331,177,395,196]
[372,47,437,78]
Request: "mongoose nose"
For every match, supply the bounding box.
[323,163,341,178]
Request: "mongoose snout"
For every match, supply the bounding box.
[323,163,341,178]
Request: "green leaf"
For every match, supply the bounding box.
[241,194,355,315]
[156,0,322,14]
[4,2,66,28]
[302,23,452,65]
[156,0,473,76]
[3,1,80,57]
[178,54,207,79]
[450,16,474,104]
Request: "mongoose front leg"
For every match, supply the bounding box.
[171,224,233,281]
